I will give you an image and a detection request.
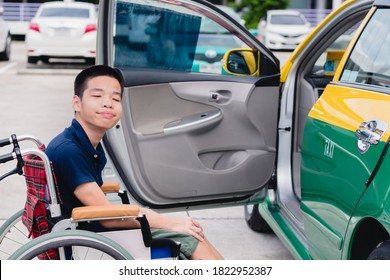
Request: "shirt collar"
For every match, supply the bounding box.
[69,119,105,160]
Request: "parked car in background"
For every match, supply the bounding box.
[257,9,311,50]
[25,1,97,64]
[0,6,11,61]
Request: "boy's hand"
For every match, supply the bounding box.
[168,216,205,241]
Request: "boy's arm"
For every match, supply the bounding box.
[74,182,140,229]
[75,182,204,240]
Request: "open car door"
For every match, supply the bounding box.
[97,0,280,208]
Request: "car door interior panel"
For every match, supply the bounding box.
[109,74,279,205]
[99,0,280,208]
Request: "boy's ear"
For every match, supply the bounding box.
[72,95,81,112]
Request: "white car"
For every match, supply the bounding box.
[25,1,97,64]
[0,6,11,61]
[257,10,311,50]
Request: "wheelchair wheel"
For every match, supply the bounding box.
[0,209,30,259]
[9,230,134,260]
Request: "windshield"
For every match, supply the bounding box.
[270,14,306,25]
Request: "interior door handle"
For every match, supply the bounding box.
[209,90,231,104]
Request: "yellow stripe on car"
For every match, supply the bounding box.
[308,84,390,140]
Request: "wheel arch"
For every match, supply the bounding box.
[348,217,389,259]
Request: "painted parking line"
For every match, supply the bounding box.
[17,68,80,75]
[0,62,17,73]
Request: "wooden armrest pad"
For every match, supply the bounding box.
[101,181,120,193]
[71,204,140,221]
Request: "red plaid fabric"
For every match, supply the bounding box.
[22,144,62,260]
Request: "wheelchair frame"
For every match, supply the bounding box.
[0,134,180,260]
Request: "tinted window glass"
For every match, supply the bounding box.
[40,8,90,18]
[340,9,390,88]
[114,1,200,71]
[113,0,247,74]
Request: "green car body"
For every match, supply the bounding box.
[255,0,390,259]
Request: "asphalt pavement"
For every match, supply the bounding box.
[0,41,293,260]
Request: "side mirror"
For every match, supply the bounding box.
[222,48,260,76]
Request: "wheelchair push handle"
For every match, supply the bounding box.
[0,135,24,164]
[0,150,17,164]
[0,134,18,149]
[0,136,12,148]
[0,133,62,217]
[0,146,24,180]
[0,134,43,148]
[0,134,44,180]
[0,134,38,168]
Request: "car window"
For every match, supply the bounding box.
[340,9,390,88]
[40,8,90,18]
[113,0,247,74]
[311,21,362,76]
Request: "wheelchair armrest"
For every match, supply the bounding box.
[101,181,120,193]
[71,204,140,222]
[101,181,130,204]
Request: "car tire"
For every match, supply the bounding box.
[244,204,273,233]
[0,33,11,61]
[85,58,95,65]
[41,57,50,64]
[367,240,390,260]
[27,56,39,64]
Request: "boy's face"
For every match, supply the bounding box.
[73,75,123,132]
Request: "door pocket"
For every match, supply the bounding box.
[199,150,248,170]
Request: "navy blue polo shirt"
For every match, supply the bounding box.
[46,119,107,226]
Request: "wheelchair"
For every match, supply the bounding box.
[0,134,180,260]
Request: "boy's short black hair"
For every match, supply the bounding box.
[74,65,124,99]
